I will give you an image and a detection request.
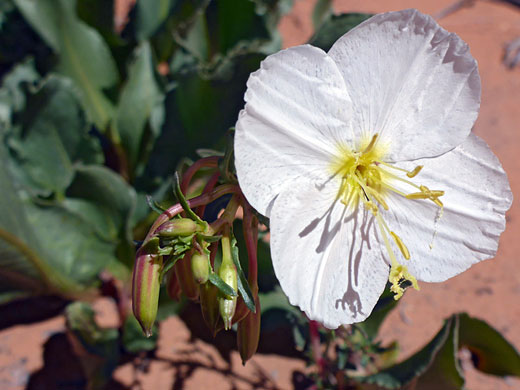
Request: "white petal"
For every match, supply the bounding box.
[383,133,512,282]
[328,9,481,161]
[269,177,388,328]
[235,45,354,216]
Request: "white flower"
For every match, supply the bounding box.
[234,9,512,328]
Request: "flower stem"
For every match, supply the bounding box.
[146,184,239,240]
[242,204,258,290]
[180,156,220,193]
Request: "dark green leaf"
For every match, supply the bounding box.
[66,164,136,244]
[135,0,176,41]
[208,272,237,297]
[173,171,203,224]
[146,194,167,214]
[65,302,120,390]
[15,0,119,129]
[356,284,399,341]
[116,41,164,172]
[309,13,372,51]
[6,75,101,195]
[414,315,465,390]
[355,317,453,389]
[26,200,115,286]
[458,313,520,377]
[312,0,333,30]
[230,234,255,313]
[146,52,263,182]
[0,132,51,294]
[122,314,158,353]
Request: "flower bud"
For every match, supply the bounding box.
[200,282,220,335]
[191,251,210,284]
[218,261,237,330]
[156,218,200,237]
[132,251,162,337]
[237,294,261,365]
[166,269,181,301]
[174,251,199,301]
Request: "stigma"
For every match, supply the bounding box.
[331,134,444,300]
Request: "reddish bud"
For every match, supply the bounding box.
[174,251,199,301]
[237,294,261,365]
[200,282,220,335]
[132,251,162,337]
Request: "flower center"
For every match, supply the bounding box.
[331,134,444,300]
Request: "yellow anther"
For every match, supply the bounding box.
[367,187,389,210]
[390,231,410,260]
[362,133,379,154]
[389,262,419,300]
[405,192,430,200]
[433,198,444,208]
[406,165,423,178]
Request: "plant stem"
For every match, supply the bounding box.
[243,203,258,290]
[180,156,220,193]
[146,184,239,240]
[196,171,221,217]
[209,194,241,234]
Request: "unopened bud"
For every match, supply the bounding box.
[156,218,200,237]
[132,251,163,337]
[200,282,220,335]
[237,294,261,365]
[166,269,181,301]
[218,261,237,330]
[191,251,210,284]
[174,251,199,301]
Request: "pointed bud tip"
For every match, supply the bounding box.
[145,329,153,338]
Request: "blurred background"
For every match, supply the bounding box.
[0,0,519,389]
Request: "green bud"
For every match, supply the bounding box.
[237,294,261,365]
[132,251,163,337]
[200,282,220,335]
[218,261,237,330]
[156,218,200,237]
[174,251,199,301]
[191,251,210,284]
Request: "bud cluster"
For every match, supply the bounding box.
[131,156,262,364]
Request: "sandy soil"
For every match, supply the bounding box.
[1,0,520,389]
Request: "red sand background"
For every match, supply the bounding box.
[1,1,519,389]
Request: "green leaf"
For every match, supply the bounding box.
[122,314,158,354]
[135,0,176,41]
[173,171,203,224]
[116,41,165,173]
[208,272,237,297]
[146,194,167,214]
[65,164,137,243]
[6,75,101,195]
[25,200,116,286]
[312,0,333,30]
[355,317,454,389]
[146,53,264,178]
[414,315,465,390]
[309,13,372,51]
[230,233,255,313]
[65,302,120,390]
[0,134,50,293]
[458,313,520,377]
[15,0,119,129]
[356,284,399,341]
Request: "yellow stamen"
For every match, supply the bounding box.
[362,133,379,154]
[390,231,410,260]
[406,165,423,178]
[331,134,442,300]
